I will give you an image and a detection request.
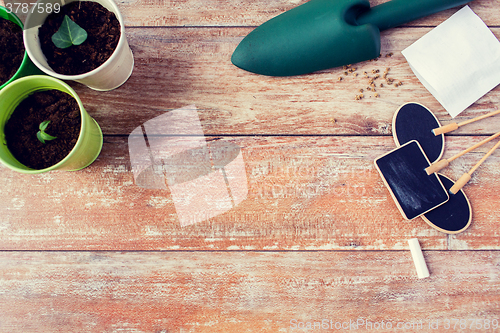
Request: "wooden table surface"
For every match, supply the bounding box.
[2,0,500,331]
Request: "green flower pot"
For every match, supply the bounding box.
[0,75,103,173]
[0,6,43,90]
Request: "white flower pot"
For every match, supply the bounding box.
[23,0,134,91]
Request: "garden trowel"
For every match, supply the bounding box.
[231,0,473,76]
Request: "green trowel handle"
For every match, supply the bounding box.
[356,0,473,31]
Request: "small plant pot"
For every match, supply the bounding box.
[0,75,103,173]
[23,0,134,91]
[0,7,43,90]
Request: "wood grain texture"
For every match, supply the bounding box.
[68,27,500,136]
[2,0,500,330]
[1,251,499,333]
[117,0,500,27]
[5,0,500,27]
[2,136,500,251]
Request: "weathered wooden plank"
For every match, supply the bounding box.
[0,251,499,332]
[1,136,499,250]
[3,0,497,27]
[71,27,500,136]
[116,0,499,27]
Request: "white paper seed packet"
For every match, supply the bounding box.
[402,6,500,118]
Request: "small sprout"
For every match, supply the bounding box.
[37,120,57,144]
[338,76,343,82]
[52,15,88,49]
[374,93,380,98]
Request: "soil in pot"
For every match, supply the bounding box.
[0,18,25,86]
[5,90,81,169]
[38,1,120,75]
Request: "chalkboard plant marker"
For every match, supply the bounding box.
[0,6,42,90]
[23,0,134,91]
[393,102,500,175]
[374,140,449,220]
[432,109,500,135]
[392,102,444,164]
[0,75,103,174]
[425,130,500,175]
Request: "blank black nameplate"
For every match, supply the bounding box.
[375,140,449,220]
[392,102,444,164]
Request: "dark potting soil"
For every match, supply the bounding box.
[0,18,25,86]
[38,1,120,75]
[5,90,81,170]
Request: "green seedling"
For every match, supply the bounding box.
[51,15,88,49]
[37,120,57,144]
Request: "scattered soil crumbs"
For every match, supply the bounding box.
[337,53,404,100]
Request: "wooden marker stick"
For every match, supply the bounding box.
[432,110,500,135]
[449,139,500,194]
[425,130,500,175]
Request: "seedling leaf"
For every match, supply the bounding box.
[39,120,50,132]
[51,15,88,49]
[37,120,57,144]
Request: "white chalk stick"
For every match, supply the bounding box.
[408,238,430,279]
